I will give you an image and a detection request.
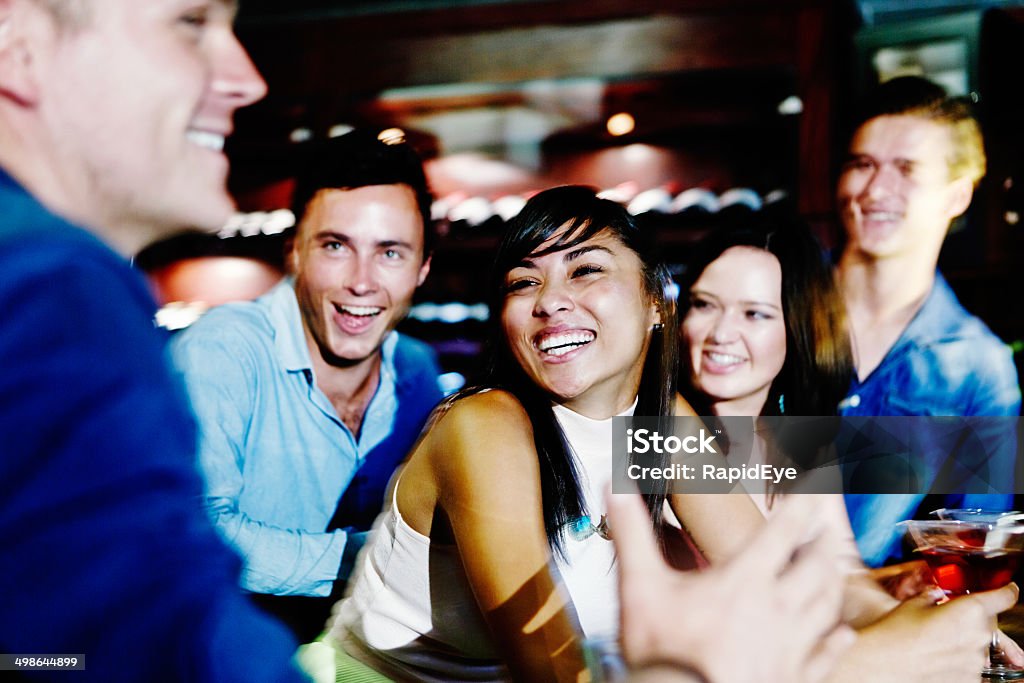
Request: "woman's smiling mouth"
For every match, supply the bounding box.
[536,330,596,357]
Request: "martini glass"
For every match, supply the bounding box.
[932,508,1024,525]
[901,519,1024,679]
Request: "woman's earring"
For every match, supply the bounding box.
[652,322,664,331]
[778,394,786,414]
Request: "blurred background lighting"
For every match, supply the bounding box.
[377,127,406,145]
[262,209,296,235]
[328,123,355,138]
[438,372,467,396]
[289,127,313,143]
[155,301,209,331]
[777,95,804,115]
[606,112,635,136]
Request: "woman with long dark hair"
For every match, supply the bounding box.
[681,215,851,420]
[324,185,681,681]
[680,214,853,508]
[674,214,1021,683]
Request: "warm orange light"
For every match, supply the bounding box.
[606,112,635,137]
[378,128,406,145]
[148,257,283,308]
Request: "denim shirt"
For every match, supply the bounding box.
[170,280,443,596]
[0,168,303,681]
[841,273,1021,566]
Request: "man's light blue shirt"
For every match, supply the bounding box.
[171,279,423,596]
[841,273,1021,566]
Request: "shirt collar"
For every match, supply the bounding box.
[0,166,19,193]
[0,166,123,262]
[895,271,968,349]
[265,277,399,379]
[551,396,638,424]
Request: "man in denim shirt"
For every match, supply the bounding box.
[171,130,444,640]
[0,1,311,680]
[836,77,1021,566]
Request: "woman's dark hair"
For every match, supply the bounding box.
[678,211,853,486]
[465,185,678,558]
[679,211,852,419]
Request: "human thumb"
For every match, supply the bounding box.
[964,582,1020,617]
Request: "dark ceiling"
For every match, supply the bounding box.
[226,1,842,216]
[237,0,536,22]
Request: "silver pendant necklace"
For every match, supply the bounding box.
[567,514,611,541]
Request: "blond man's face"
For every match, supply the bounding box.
[31,0,266,243]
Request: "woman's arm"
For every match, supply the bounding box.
[667,394,767,563]
[812,494,899,627]
[410,390,586,682]
[667,493,765,564]
[669,396,896,620]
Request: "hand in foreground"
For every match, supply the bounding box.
[869,559,934,601]
[827,583,1018,683]
[609,492,854,683]
[996,628,1024,667]
[865,559,1024,670]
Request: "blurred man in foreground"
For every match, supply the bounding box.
[0,1,304,680]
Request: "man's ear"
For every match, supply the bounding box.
[417,254,431,287]
[944,175,975,221]
[0,0,43,107]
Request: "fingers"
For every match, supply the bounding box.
[802,626,857,683]
[607,491,664,581]
[775,536,847,679]
[870,560,935,600]
[961,582,1020,618]
[997,629,1024,667]
[734,495,823,576]
[896,588,947,612]
[608,490,671,668]
[780,536,844,621]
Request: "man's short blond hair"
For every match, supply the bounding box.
[854,76,986,187]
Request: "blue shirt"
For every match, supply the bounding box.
[0,169,303,681]
[170,279,442,597]
[841,273,1021,566]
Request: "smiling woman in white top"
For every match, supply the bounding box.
[322,185,681,681]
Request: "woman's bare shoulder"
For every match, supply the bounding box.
[432,389,536,436]
[424,389,540,488]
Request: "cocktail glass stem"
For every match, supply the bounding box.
[984,630,1024,679]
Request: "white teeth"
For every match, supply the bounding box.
[186,130,225,152]
[864,211,901,221]
[538,331,595,355]
[707,352,743,365]
[338,305,382,317]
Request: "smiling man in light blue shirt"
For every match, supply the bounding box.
[171,130,443,640]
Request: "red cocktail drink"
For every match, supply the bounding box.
[901,517,1024,679]
[916,545,1021,596]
